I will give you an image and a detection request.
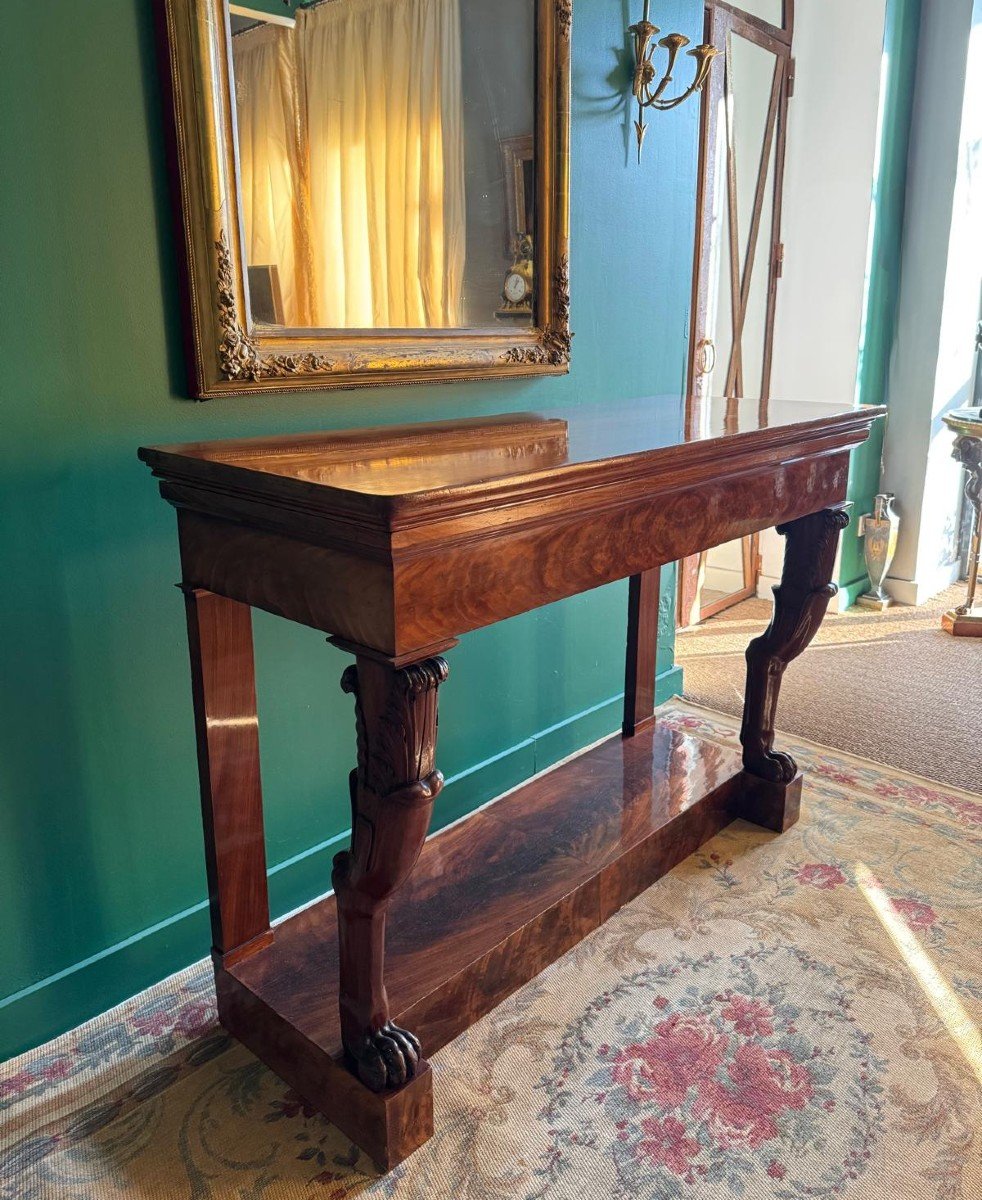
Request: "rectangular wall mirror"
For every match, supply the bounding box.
[156,0,571,398]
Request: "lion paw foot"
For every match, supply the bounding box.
[346,1023,422,1093]
[744,748,798,784]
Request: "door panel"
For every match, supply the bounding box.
[680,2,792,629]
[728,0,785,30]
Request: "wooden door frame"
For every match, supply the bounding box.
[679,0,795,629]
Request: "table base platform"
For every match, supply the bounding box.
[215,721,800,1170]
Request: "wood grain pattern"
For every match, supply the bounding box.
[392,450,852,653]
[177,510,397,650]
[333,656,448,1092]
[141,404,878,534]
[222,723,749,1149]
[143,407,882,659]
[183,588,271,962]
[215,968,434,1172]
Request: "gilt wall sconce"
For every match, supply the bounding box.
[629,1,720,161]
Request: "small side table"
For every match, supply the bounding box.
[942,409,982,637]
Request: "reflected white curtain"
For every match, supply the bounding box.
[232,25,313,326]
[299,0,465,328]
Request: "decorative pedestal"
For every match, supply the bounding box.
[942,411,982,637]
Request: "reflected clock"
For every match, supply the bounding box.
[495,233,534,319]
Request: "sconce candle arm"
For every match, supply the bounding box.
[649,46,719,109]
[628,5,720,162]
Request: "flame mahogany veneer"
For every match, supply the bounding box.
[139,398,884,1170]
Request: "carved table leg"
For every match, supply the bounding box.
[334,654,449,1093]
[738,506,850,830]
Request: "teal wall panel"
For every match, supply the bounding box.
[840,0,922,602]
[0,0,700,1060]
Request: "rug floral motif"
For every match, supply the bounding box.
[534,942,885,1199]
[2,702,980,1200]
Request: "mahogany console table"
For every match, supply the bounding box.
[139,397,884,1169]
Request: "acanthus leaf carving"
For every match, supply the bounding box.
[341,657,450,800]
[214,232,335,381]
[501,255,572,367]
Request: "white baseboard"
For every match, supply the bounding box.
[704,567,746,593]
[885,561,962,607]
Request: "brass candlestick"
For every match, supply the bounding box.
[628,0,720,162]
[942,409,982,637]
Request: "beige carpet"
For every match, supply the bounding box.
[677,584,980,794]
[3,704,980,1200]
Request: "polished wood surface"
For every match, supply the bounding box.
[141,398,873,501]
[740,505,850,782]
[334,655,448,1092]
[161,413,571,494]
[215,969,434,1172]
[141,398,884,1168]
[219,722,748,1165]
[183,588,271,962]
[624,568,660,736]
[141,398,882,660]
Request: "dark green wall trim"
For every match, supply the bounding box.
[0,665,683,1060]
[232,0,302,17]
[839,0,922,597]
[836,573,881,612]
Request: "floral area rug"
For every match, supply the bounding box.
[2,702,980,1200]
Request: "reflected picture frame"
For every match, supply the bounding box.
[500,133,536,254]
[154,0,572,399]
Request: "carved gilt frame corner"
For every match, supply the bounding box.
[155,0,572,399]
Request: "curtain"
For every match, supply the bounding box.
[299,0,465,328]
[231,24,313,326]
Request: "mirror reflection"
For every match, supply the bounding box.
[228,0,536,332]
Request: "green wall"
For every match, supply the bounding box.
[839,0,922,604]
[0,0,701,1061]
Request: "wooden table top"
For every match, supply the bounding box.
[140,396,886,673]
[139,397,885,527]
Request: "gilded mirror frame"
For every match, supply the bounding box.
[155,0,572,399]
